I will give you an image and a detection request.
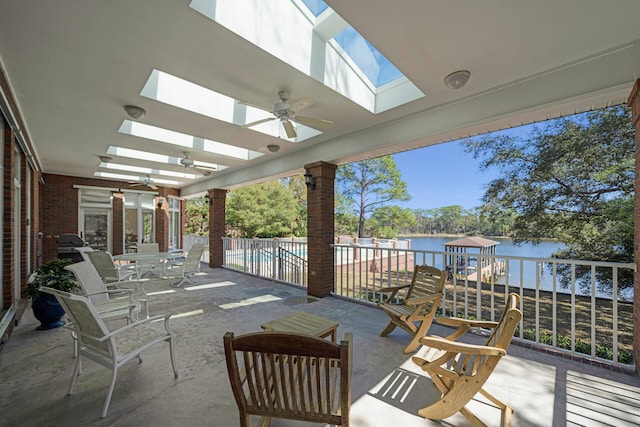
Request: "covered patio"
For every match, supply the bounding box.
[2,266,639,427]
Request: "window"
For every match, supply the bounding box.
[168,197,181,251]
[123,192,156,252]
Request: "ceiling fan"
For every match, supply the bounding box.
[179,151,213,176]
[240,90,333,138]
[130,175,158,190]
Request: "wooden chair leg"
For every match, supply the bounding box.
[379,320,397,337]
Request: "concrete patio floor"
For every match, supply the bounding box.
[1,266,640,427]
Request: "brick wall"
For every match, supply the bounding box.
[41,174,179,261]
[628,78,640,376]
[209,189,226,267]
[304,161,337,297]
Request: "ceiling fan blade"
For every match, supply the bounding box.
[289,97,313,113]
[149,184,158,190]
[294,115,333,130]
[282,120,297,138]
[193,167,213,176]
[236,100,272,113]
[243,117,276,128]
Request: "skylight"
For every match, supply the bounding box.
[94,171,181,187]
[106,146,225,172]
[118,119,258,162]
[303,0,403,87]
[140,70,320,143]
[189,0,424,113]
[98,162,201,180]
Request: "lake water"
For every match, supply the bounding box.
[406,236,565,258]
[400,236,589,295]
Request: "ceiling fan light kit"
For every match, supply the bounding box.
[267,144,280,152]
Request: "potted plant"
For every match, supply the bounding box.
[25,258,79,330]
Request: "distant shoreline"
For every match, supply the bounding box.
[396,234,563,243]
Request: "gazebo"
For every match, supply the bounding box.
[444,236,503,282]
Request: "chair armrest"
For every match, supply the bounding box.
[84,289,135,298]
[98,313,172,341]
[404,292,442,306]
[378,284,410,293]
[418,336,507,357]
[436,316,499,329]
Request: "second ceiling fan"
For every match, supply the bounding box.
[241,91,333,138]
[179,152,214,176]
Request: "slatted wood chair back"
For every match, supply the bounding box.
[450,294,521,380]
[405,265,446,317]
[378,265,446,353]
[224,331,352,427]
[414,293,522,425]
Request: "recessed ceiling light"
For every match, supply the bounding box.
[124,105,146,119]
[444,70,471,89]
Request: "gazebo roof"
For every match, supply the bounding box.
[444,236,500,249]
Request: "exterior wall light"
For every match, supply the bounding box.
[304,171,315,190]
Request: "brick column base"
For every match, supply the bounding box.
[208,189,226,268]
[628,78,640,376]
[305,161,337,298]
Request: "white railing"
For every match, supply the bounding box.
[221,237,635,368]
[222,237,308,286]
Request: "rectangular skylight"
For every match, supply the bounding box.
[189,0,424,114]
[140,69,318,142]
[99,162,201,180]
[118,119,261,161]
[94,172,181,186]
[106,146,226,172]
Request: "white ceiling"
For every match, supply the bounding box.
[0,0,638,197]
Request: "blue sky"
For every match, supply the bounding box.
[392,125,535,211]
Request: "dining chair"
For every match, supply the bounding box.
[164,243,205,286]
[40,287,178,418]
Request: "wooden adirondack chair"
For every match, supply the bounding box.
[411,293,522,427]
[377,265,446,353]
[224,331,352,427]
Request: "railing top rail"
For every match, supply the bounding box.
[330,244,636,270]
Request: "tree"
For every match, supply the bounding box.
[462,105,634,293]
[280,175,308,237]
[226,181,300,237]
[367,206,416,238]
[185,196,209,235]
[336,156,411,237]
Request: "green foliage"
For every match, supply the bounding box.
[185,196,209,236]
[337,155,411,237]
[24,258,79,298]
[462,105,634,292]
[226,180,302,237]
[522,329,632,364]
[367,206,416,238]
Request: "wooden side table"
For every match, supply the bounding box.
[261,311,339,341]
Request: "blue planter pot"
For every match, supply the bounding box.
[32,293,66,330]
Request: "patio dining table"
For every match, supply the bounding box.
[113,251,184,278]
